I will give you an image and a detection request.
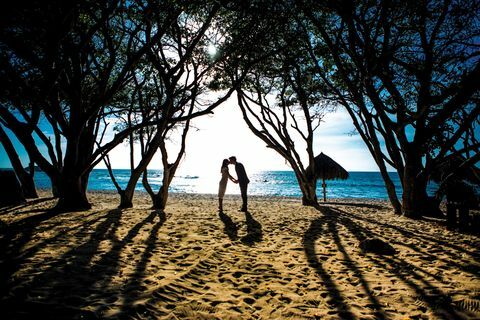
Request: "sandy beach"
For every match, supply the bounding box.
[0,190,479,319]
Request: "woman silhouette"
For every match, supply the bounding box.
[218,159,237,212]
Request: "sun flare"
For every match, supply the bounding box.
[207,44,217,57]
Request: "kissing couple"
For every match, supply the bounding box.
[218,156,250,213]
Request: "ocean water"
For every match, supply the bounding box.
[32,169,439,200]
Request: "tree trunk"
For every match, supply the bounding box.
[119,190,133,209]
[55,172,91,211]
[151,163,176,210]
[20,164,38,199]
[117,176,138,209]
[0,126,38,198]
[152,185,168,210]
[378,169,402,214]
[50,174,61,197]
[458,207,469,231]
[446,203,457,229]
[0,109,64,197]
[55,139,91,211]
[117,131,163,209]
[402,157,429,218]
[300,176,318,207]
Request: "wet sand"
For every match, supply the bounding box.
[0,190,479,319]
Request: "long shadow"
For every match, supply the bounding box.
[116,210,167,316]
[1,203,172,319]
[326,207,388,319]
[0,197,56,215]
[241,211,263,245]
[337,206,464,319]
[0,208,126,318]
[339,208,480,280]
[335,207,480,269]
[69,209,159,294]
[321,201,388,210]
[218,211,238,241]
[0,207,80,293]
[302,211,357,320]
[310,205,472,319]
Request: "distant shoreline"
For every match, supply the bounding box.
[0,167,399,173]
[36,188,392,205]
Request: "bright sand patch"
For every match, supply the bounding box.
[0,191,479,319]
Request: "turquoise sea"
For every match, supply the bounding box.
[32,169,439,200]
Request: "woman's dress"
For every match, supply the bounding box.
[218,167,229,198]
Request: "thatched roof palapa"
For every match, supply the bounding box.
[306,152,349,181]
[306,153,349,202]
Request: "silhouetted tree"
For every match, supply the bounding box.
[222,1,335,207]
[0,0,184,211]
[138,0,277,210]
[236,47,335,206]
[103,1,256,209]
[0,126,37,198]
[299,0,480,217]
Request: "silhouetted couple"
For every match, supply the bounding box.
[218,156,250,212]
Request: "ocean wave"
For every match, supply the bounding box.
[32,169,434,200]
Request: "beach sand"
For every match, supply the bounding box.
[0,190,479,319]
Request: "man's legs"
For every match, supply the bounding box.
[240,183,248,211]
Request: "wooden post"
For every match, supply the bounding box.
[458,206,469,231]
[446,203,456,230]
[322,178,326,202]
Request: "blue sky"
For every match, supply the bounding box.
[96,96,381,176]
[0,97,380,175]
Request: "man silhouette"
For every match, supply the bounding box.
[229,156,250,212]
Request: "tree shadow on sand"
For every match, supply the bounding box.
[0,204,168,319]
[321,201,388,210]
[116,210,166,316]
[0,196,57,216]
[303,204,480,319]
[0,206,102,295]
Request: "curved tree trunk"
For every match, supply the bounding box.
[117,133,163,209]
[152,185,169,210]
[301,184,318,206]
[55,129,92,211]
[0,126,38,198]
[402,154,429,218]
[298,174,318,207]
[22,162,39,199]
[119,190,133,209]
[384,177,402,214]
[0,108,63,197]
[151,163,174,210]
[377,165,402,215]
[117,178,137,209]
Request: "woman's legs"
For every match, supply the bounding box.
[219,197,223,212]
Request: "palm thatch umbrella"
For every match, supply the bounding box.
[306,152,349,201]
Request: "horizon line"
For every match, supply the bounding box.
[0,167,397,173]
